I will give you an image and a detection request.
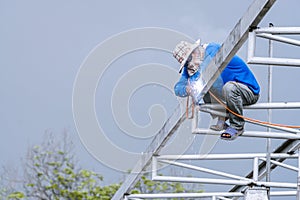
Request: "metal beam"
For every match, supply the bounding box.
[112,103,187,200]
[248,57,300,66]
[229,140,300,194]
[127,192,244,199]
[255,26,300,34]
[199,0,277,97]
[126,191,297,199]
[196,103,300,134]
[259,157,300,172]
[158,159,251,181]
[157,153,298,161]
[257,33,300,46]
[199,102,300,110]
[112,0,277,199]
[152,176,297,188]
[193,129,300,139]
[247,26,300,66]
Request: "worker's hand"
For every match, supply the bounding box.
[186,85,192,96]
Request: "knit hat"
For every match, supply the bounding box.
[173,39,201,73]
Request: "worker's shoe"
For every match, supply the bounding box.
[210,120,229,131]
[220,127,244,140]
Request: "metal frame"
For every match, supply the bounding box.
[112,0,300,200]
[124,152,299,199]
[188,28,300,199]
[193,102,300,139]
[112,0,277,199]
[152,153,298,188]
[247,27,300,66]
[124,26,300,198]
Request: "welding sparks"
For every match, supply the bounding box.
[190,78,205,102]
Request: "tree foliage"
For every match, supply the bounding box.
[2,131,202,199]
[18,132,120,200]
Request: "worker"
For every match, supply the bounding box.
[173,40,260,140]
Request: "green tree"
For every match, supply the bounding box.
[3,131,202,199]
[19,132,117,200]
[0,164,24,200]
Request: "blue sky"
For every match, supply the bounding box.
[1,0,300,196]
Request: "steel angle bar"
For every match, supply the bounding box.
[152,175,251,186]
[270,191,297,196]
[245,120,300,134]
[197,106,300,134]
[126,191,297,199]
[193,128,300,139]
[217,197,233,200]
[248,31,256,61]
[245,102,300,109]
[288,142,300,154]
[248,57,300,66]
[151,156,157,178]
[259,157,299,172]
[256,180,297,188]
[191,106,199,130]
[257,33,300,46]
[255,27,300,34]
[158,159,251,181]
[127,192,243,199]
[156,153,297,161]
[198,102,300,127]
[152,175,297,188]
[266,23,273,190]
[297,147,300,199]
[126,198,143,200]
[199,102,300,110]
[253,157,259,181]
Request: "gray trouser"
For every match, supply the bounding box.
[222,81,259,130]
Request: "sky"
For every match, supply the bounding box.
[1,0,300,198]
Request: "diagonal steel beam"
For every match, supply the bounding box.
[199,0,276,97]
[112,103,187,200]
[112,0,276,199]
[229,139,300,195]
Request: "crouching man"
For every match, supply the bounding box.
[173,40,260,140]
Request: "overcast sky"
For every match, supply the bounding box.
[1,0,300,198]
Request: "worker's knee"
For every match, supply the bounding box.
[222,81,238,98]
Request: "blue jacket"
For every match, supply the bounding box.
[174,43,260,102]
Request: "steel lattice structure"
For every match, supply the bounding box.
[112,0,300,199]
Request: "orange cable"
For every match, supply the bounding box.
[208,91,300,129]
